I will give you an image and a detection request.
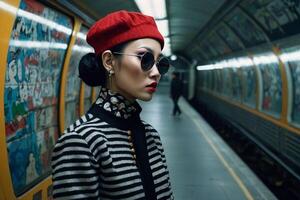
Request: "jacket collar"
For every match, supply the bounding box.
[94,87,142,119]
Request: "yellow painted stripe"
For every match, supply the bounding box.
[59,19,82,134]
[190,116,254,200]
[0,0,21,199]
[18,177,52,200]
[273,47,289,124]
[92,87,97,103]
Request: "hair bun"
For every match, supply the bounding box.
[79,53,105,86]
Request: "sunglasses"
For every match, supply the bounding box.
[113,51,170,75]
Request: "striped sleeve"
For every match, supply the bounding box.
[51,132,100,200]
[144,123,174,200]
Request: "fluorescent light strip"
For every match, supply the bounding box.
[10,40,68,49]
[156,19,169,37]
[252,54,278,65]
[17,9,72,35]
[280,50,300,62]
[0,1,17,14]
[73,45,93,53]
[196,56,254,71]
[135,0,166,19]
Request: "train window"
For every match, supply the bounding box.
[4,0,73,195]
[214,69,223,93]
[64,26,93,129]
[256,58,282,117]
[207,70,214,91]
[241,66,257,108]
[288,61,300,124]
[280,47,300,125]
[231,67,242,102]
[202,71,208,90]
[221,68,233,97]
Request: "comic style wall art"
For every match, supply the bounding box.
[65,26,93,129]
[279,46,300,125]
[287,61,300,124]
[231,67,243,102]
[241,66,257,108]
[4,0,72,195]
[255,54,282,117]
[221,68,233,97]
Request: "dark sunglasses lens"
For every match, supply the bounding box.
[141,52,155,71]
[158,57,170,75]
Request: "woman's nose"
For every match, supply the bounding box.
[149,63,161,78]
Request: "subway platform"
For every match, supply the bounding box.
[139,84,277,200]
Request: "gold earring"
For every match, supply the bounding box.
[108,70,114,76]
[108,70,114,88]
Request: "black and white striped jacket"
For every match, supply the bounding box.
[51,88,173,200]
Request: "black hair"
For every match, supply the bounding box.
[78,53,105,86]
[78,41,130,87]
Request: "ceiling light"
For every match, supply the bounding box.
[134,0,167,19]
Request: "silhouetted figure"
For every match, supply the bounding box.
[170,72,183,116]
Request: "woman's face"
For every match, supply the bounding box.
[112,38,162,101]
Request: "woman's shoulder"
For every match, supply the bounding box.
[142,120,156,131]
[59,113,110,145]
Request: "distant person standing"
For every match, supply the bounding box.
[170,72,183,116]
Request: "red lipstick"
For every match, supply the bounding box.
[146,82,158,93]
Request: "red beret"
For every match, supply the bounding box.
[87,10,164,55]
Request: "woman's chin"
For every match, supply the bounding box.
[138,93,153,101]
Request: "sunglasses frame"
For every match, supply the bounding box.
[112,51,170,75]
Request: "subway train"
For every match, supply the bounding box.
[184,0,300,190]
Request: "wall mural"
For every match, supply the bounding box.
[240,0,300,40]
[4,0,72,194]
[280,46,300,124]
[231,68,242,102]
[65,26,93,129]
[259,63,282,116]
[289,62,300,123]
[241,66,257,108]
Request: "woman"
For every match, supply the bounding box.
[51,10,173,200]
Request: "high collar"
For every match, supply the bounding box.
[94,87,142,120]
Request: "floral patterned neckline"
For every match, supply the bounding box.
[95,87,141,119]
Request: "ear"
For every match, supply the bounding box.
[101,50,115,72]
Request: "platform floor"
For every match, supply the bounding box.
[139,84,277,200]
